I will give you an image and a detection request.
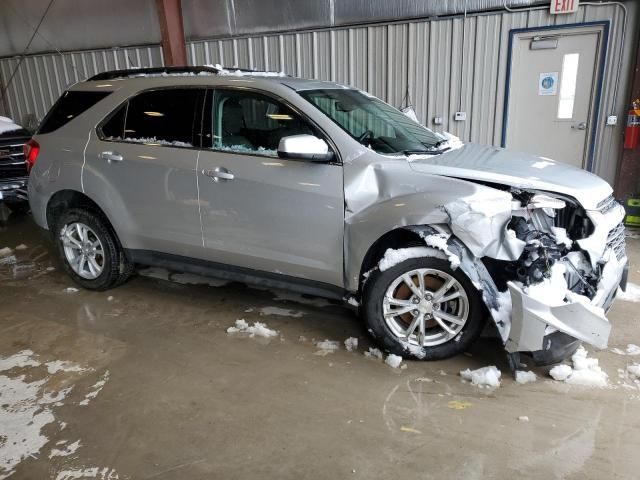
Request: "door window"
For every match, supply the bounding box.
[205,90,315,157]
[557,53,580,119]
[101,89,203,147]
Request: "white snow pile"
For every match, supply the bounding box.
[226,319,279,338]
[0,247,12,257]
[344,337,358,352]
[364,347,384,360]
[79,371,110,406]
[617,282,640,302]
[490,290,513,334]
[54,466,120,480]
[515,370,537,385]
[627,364,640,379]
[316,340,340,351]
[0,116,22,135]
[210,63,286,77]
[259,306,304,318]
[49,440,81,458]
[378,246,447,272]
[421,233,461,268]
[551,227,573,248]
[611,344,640,356]
[460,366,502,388]
[548,346,608,387]
[384,354,403,369]
[526,263,569,307]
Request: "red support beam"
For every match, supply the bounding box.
[614,34,640,200]
[155,0,188,66]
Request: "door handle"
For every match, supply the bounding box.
[99,151,123,163]
[571,122,587,131]
[203,167,234,182]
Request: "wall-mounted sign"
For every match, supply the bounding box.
[539,72,558,95]
[550,0,579,14]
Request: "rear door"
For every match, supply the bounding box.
[84,88,204,256]
[196,88,344,286]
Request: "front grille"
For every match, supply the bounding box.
[597,194,618,215]
[0,142,27,178]
[606,222,626,260]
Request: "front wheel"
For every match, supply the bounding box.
[363,255,486,360]
[54,208,133,290]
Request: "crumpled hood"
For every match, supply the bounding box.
[408,143,612,210]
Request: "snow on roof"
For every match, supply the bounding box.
[208,64,286,77]
[0,116,23,135]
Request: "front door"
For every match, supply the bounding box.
[197,88,344,286]
[505,26,605,168]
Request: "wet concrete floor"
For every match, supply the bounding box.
[1,207,640,479]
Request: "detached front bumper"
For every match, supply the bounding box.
[505,253,628,362]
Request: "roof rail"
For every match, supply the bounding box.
[87,65,222,81]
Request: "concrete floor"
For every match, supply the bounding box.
[1,208,640,480]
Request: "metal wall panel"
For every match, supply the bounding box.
[0,3,636,186]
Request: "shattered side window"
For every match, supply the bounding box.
[210,89,314,157]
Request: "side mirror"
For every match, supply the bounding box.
[277,134,334,162]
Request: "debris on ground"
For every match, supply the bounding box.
[617,282,640,302]
[611,344,640,356]
[448,400,473,410]
[515,370,537,384]
[460,366,501,388]
[259,306,304,318]
[384,354,403,369]
[64,287,79,293]
[364,347,384,360]
[518,416,530,422]
[316,340,340,351]
[344,337,358,352]
[549,346,608,387]
[226,319,279,338]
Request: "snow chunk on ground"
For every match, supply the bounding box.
[617,282,640,302]
[627,364,640,378]
[518,416,530,422]
[421,233,460,268]
[14,244,27,251]
[611,344,640,356]
[0,247,12,257]
[54,466,120,480]
[259,306,304,318]
[316,340,340,351]
[378,246,446,272]
[0,349,41,371]
[226,319,278,338]
[364,347,384,360]
[549,364,572,381]
[385,354,403,369]
[515,370,537,384]
[45,360,88,375]
[79,371,110,406]
[344,337,358,352]
[49,439,81,458]
[64,287,79,293]
[460,366,501,388]
[549,347,608,387]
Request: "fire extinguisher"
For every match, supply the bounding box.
[624,98,640,150]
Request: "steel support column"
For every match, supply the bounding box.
[614,34,640,200]
[155,0,187,66]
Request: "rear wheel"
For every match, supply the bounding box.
[363,255,485,360]
[54,208,133,290]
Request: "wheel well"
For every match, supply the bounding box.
[358,227,423,293]
[46,190,116,239]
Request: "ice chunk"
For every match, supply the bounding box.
[617,282,640,302]
[378,246,447,272]
[316,340,340,351]
[344,337,358,352]
[549,364,572,381]
[611,344,640,356]
[515,370,537,384]
[627,364,640,378]
[226,319,278,338]
[459,366,501,388]
[518,416,530,422]
[385,354,403,369]
[364,347,384,360]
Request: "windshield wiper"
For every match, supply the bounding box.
[402,145,451,156]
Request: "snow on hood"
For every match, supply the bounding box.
[408,143,612,210]
[0,116,23,135]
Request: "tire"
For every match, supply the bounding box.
[363,255,486,360]
[54,208,133,290]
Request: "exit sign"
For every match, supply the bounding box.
[550,0,579,14]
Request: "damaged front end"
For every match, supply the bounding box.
[442,188,628,365]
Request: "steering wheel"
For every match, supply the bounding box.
[358,130,374,143]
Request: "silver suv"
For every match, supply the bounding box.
[28,66,628,364]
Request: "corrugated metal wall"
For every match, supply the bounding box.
[0,3,636,183]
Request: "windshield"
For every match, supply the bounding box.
[299,89,445,155]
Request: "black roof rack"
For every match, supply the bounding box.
[88,66,220,81]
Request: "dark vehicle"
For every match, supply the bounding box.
[0,117,31,210]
